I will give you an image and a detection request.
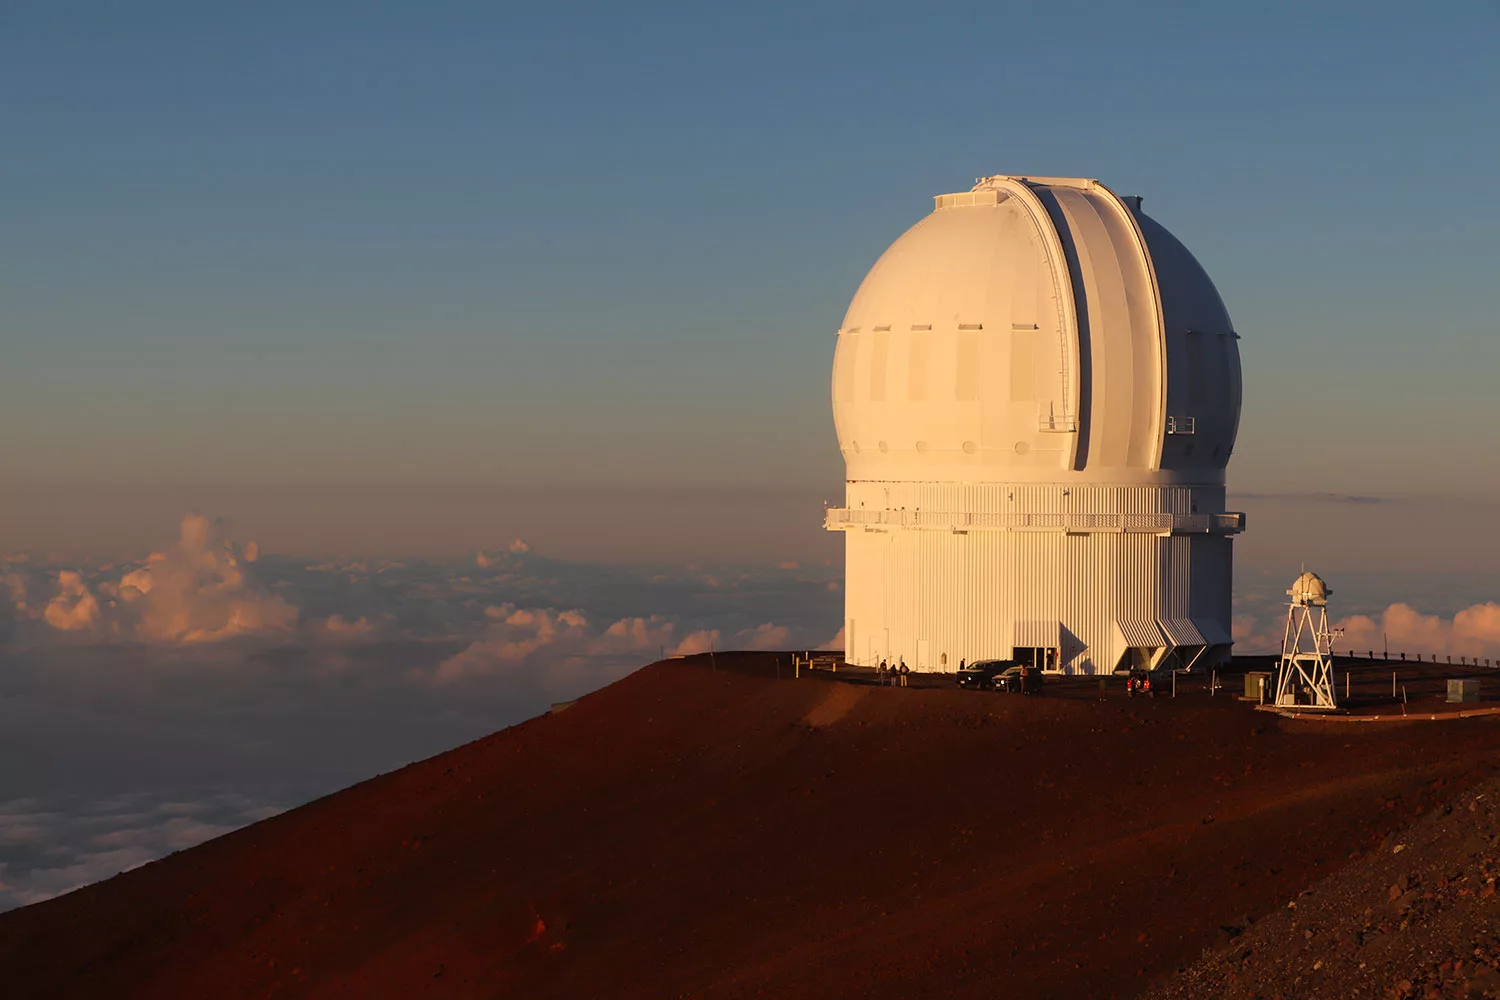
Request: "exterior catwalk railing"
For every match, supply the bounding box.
[823,508,1246,535]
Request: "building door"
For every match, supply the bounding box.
[1013,647,1061,673]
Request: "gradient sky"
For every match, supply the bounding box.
[4,1,1498,555]
[4,1,1500,911]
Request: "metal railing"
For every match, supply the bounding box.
[824,508,1246,535]
[1335,650,1497,669]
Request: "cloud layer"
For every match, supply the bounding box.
[6,513,1498,915]
[0,789,291,910]
[12,515,296,643]
[1337,602,1500,660]
[0,512,844,912]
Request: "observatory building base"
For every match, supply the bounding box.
[828,482,1242,675]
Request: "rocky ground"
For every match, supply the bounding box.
[1147,772,1500,1000]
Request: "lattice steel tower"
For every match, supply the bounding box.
[1274,571,1340,709]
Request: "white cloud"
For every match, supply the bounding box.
[434,605,677,687]
[2,567,37,620]
[129,515,297,642]
[1337,602,1500,660]
[34,515,297,643]
[431,605,806,687]
[42,571,101,632]
[670,629,721,656]
[323,614,375,635]
[741,623,790,649]
[1232,600,1500,659]
[0,527,845,911]
[475,539,533,569]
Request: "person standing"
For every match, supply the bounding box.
[899,659,910,688]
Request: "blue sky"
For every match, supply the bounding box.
[4,1,1498,527]
[2,0,1499,910]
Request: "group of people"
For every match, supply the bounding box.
[876,658,910,687]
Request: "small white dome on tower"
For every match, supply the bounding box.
[1288,571,1331,606]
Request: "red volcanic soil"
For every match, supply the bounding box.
[4,654,1500,1000]
[1148,772,1500,999]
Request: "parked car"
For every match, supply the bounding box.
[993,663,1044,694]
[956,659,1016,690]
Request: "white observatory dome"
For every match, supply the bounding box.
[832,175,1241,484]
[1289,571,1330,606]
[827,175,1245,676]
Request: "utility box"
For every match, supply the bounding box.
[1244,672,1273,702]
[1448,679,1481,704]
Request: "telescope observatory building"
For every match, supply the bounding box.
[826,175,1244,674]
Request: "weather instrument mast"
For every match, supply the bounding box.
[1274,571,1342,710]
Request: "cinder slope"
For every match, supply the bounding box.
[1147,773,1500,999]
[2,654,1498,1000]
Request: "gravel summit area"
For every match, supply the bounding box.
[1148,769,1500,1000]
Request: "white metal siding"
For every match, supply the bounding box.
[841,484,1235,674]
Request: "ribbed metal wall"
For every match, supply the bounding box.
[841,481,1235,674]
